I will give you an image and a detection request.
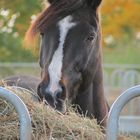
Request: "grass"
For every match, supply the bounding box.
[0,67,40,79]
[103,40,140,64]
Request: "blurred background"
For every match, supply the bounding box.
[0,0,140,63]
[0,0,140,132]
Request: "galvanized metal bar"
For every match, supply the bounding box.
[0,87,32,140]
[107,85,140,140]
[0,62,140,69]
[104,64,140,69]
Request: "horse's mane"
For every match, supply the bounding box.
[25,0,100,44]
[25,0,86,43]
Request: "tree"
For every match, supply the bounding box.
[0,0,42,61]
[0,0,140,62]
[101,0,140,45]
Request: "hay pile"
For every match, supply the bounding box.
[0,86,136,140]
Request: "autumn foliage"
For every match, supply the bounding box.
[0,0,140,61]
[101,0,140,40]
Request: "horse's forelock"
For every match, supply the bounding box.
[25,0,85,47]
[24,0,101,47]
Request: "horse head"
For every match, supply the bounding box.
[26,0,108,127]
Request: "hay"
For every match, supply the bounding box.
[0,86,137,140]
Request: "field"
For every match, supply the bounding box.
[103,40,140,64]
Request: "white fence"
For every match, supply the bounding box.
[103,64,140,89]
[0,87,32,140]
[107,85,140,140]
[103,64,140,116]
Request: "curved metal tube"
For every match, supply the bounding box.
[0,87,32,140]
[107,85,140,140]
[9,86,40,102]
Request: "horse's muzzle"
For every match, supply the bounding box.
[37,83,66,113]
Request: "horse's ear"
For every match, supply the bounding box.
[47,0,60,4]
[86,0,102,10]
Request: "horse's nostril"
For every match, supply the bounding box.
[45,93,53,101]
[55,89,66,100]
[55,91,62,99]
[45,93,55,107]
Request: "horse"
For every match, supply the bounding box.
[1,75,40,101]
[25,0,109,127]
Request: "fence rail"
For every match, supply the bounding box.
[104,64,140,69]
[0,62,38,68]
[107,85,140,140]
[0,62,140,69]
[0,87,32,140]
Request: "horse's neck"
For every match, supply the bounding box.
[74,83,95,117]
[74,59,106,118]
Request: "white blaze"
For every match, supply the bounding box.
[47,15,76,94]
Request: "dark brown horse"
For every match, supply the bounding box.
[26,0,109,127]
[2,75,40,93]
[1,75,40,101]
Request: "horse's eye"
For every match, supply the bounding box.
[87,35,95,42]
